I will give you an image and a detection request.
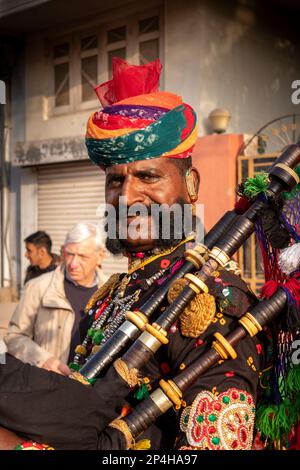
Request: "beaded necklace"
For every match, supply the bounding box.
[70,236,194,371]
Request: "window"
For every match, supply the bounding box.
[106,26,127,79]
[80,35,99,102]
[139,16,160,65]
[53,42,70,108]
[47,13,162,116]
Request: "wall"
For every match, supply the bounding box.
[165,0,300,138]
[193,134,243,232]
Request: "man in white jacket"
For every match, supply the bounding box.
[5,223,107,375]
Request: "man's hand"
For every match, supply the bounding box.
[41,357,71,376]
[0,427,21,450]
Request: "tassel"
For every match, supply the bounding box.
[132,439,151,450]
[279,243,300,275]
[261,280,279,299]
[244,172,269,198]
[286,366,300,393]
[234,196,251,214]
[256,401,298,443]
[256,404,280,441]
[134,382,150,400]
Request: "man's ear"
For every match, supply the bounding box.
[186,167,200,202]
[39,246,47,257]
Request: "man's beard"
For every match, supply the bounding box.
[104,198,197,255]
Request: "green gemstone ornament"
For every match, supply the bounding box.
[93,330,105,345]
[208,414,217,422]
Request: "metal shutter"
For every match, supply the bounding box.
[37,161,127,277]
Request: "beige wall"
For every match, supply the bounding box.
[164,0,300,138]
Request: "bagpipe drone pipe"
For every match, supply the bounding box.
[78,141,300,383]
[79,209,241,380]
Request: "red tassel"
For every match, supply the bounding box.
[260,280,279,299]
[284,277,300,305]
[234,196,251,215]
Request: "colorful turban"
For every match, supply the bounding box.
[85,57,198,167]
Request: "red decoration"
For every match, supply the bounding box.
[234,196,251,214]
[225,371,235,378]
[95,57,162,107]
[160,362,170,374]
[95,298,110,320]
[160,258,171,269]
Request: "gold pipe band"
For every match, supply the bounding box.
[214,332,237,360]
[194,243,208,256]
[159,379,182,407]
[145,323,169,345]
[212,340,228,360]
[167,380,183,398]
[239,312,262,337]
[189,283,201,295]
[125,310,148,331]
[245,312,263,333]
[184,249,206,270]
[275,163,300,184]
[209,247,230,268]
[239,316,257,337]
[69,371,91,386]
[152,322,168,336]
[184,273,209,294]
[109,419,134,450]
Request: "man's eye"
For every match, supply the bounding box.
[140,174,159,182]
[107,178,123,188]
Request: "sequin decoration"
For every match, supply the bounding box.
[182,388,255,450]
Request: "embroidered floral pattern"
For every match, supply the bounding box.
[181,388,255,450]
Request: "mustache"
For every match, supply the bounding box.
[104,203,153,220]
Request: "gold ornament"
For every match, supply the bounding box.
[84,273,121,313]
[167,278,189,304]
[75,344,87,356]
[168,277,216,337]
[180,293,216,338]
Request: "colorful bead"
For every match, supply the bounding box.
[75,345,87,356]
[212,437,220,445]
[93,330,105,345]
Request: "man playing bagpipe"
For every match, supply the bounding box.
[0,58,286,450]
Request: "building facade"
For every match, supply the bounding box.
[1,0,300,297]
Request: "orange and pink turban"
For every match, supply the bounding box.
[86,58,198,167]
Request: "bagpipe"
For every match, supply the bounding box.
[77,141,300,385]
[71,141,300,447]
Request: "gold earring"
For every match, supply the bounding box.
[185,170,197,199]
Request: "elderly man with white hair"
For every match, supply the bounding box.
[5,223,107,375]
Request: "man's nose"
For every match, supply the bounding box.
[121,178,144,207]
[70,255,79,268]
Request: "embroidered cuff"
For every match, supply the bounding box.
[180,388,255,450]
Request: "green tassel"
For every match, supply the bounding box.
[256,403,279,441]
[93,329,104,345]
[275,400,297,436]
[134,383,150,401]
[69,362,80,372]
[286,365,300,393]
[256,400,298,442]
[243,172,269,198]
[88,377,97,386]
